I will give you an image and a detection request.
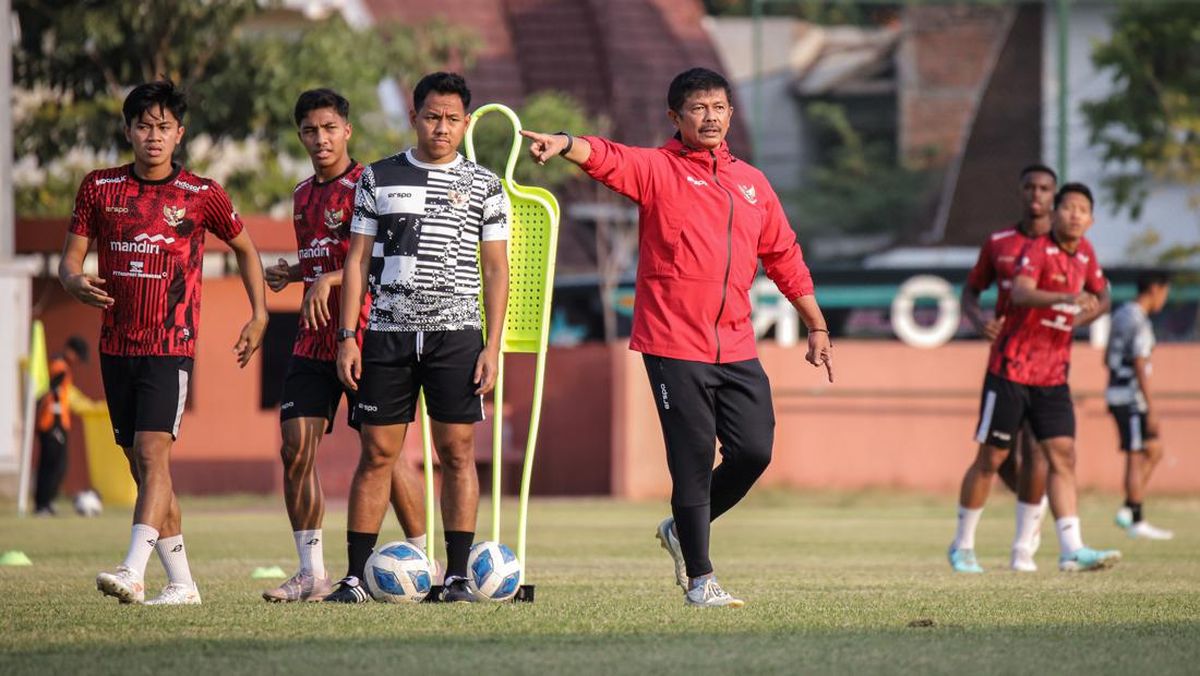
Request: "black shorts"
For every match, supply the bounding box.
[100,354,194,448]
[1108,405,1155,452]
[280,356,359,432]
[356,329,485,425]
[974,372,1074,448]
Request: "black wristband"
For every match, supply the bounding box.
[807,328,829,334]
[555,131,573,156]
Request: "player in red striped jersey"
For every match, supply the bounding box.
[952,183,1120,573]
[260,90,427,602]
[59,81,268,605]
[954,165,1055,572]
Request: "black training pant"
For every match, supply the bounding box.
[35,426,69,511]
[642,355,775,578]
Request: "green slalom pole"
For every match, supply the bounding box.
[464,102,560,586]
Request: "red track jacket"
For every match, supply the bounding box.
[580,135,814,363]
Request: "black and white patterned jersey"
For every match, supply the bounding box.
[350,149,509,332]
[1105,301,1154,410]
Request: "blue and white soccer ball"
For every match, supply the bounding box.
[467,541,522,602]
[363,541,433,603]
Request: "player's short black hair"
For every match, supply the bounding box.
[293,88,350,127]
[1136,269,1172,295]
[1020,163,1057,184]
[1055,182,1094,209]
[412,72,471,112]
[122,80,187,127]
[668,67,732,113]
[65,335,89,363]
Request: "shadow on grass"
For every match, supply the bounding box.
[4,621,1199,675]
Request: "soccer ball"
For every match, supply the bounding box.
[73,490,103,517]
[467,541,522,602]
[363,541,433,603]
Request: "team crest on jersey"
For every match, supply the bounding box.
[447,189,469,208]
[163,205,186,229]
[738,184,758,205]
[324,208,346,231]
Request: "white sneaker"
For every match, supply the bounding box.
[655,517,688,591]
[1128,521,1174,540]
[262,571,332,602]
[96,566,145,604]
[146,583,202,605]
[684,577,745,608]
[1010,546,1037,572]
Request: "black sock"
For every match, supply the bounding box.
[1125,500,1143,524]
[672,503,713,580]
[444,530,474,580]
[346,531,378,581]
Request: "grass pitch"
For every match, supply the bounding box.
[1,491,1198,674]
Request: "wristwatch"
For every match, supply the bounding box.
[336,328,356,342]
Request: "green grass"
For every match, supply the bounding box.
[1,491,1198,674]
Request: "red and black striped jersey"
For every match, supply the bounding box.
[988,234,1107,386]
[69,164,244,358]
[965,224,1039,319]
[290,162,369,361]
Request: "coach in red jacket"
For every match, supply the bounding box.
[523,68,833,607]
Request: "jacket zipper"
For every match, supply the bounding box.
[710,150,734,363]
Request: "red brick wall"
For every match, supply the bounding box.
[898,5,1014,167]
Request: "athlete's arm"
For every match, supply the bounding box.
[1073,286,1111,327]
[520,130,592,166]
[336,233,371,391]
[960,285,1002,341]
[58,233,113,309]
[962,241,1000,338]
[301,268,344,330]
[226,230,269,368]
[792,294,833,383]
[265,258,301,292]
[1133,354,1159,436]
[475,240,509,396]
[1011,275,1097,312]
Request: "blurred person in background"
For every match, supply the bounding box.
[954,165,1056,573]
[953,183,1118,573]
[1106,270,1174,540]
[34,335,93,515]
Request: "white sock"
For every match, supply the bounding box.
[294,529,325,578]
[406,534,427,551]
[120,523,159,579]
[953,506,984,550]
[1012,501,1044,551]
[156,534,194,587]
[1056,516,1085,555]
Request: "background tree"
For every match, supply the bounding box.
[1082,2,1200,264]
[469,91,603,191]
[12,0,477,214]
[790,102,932,240]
